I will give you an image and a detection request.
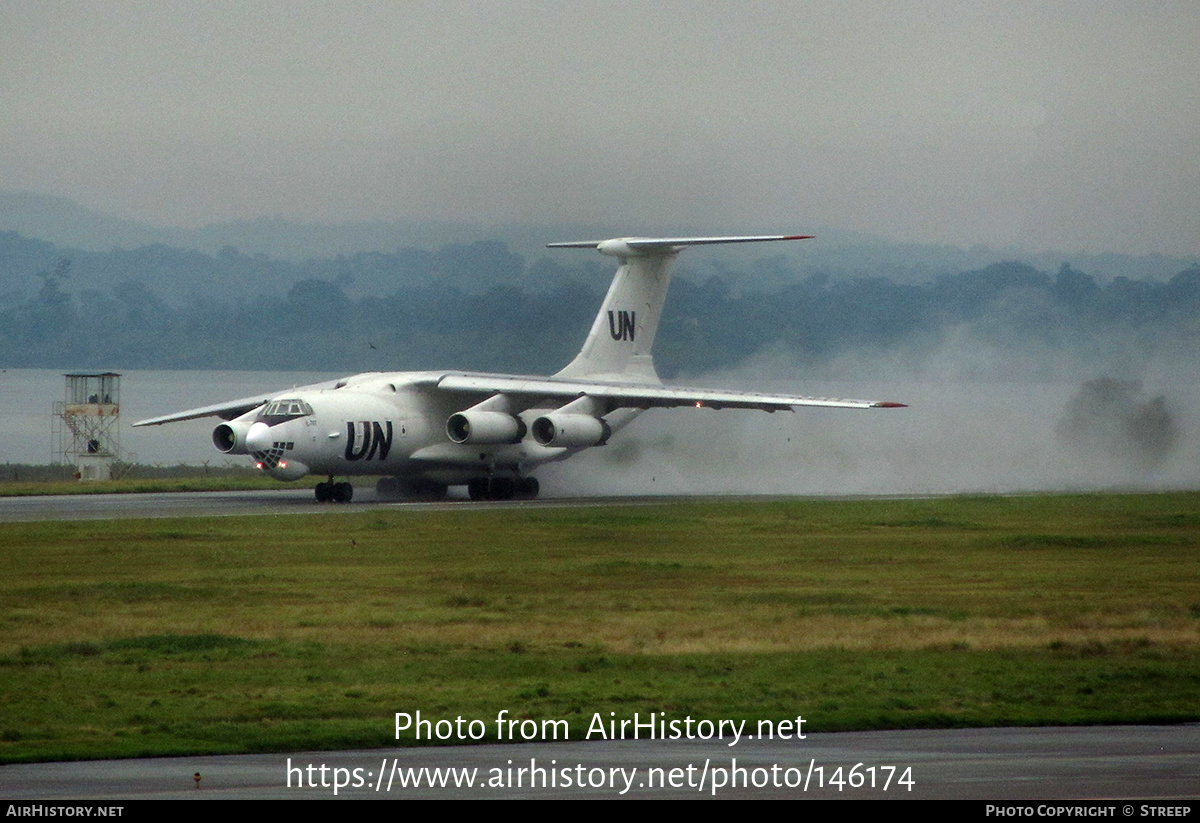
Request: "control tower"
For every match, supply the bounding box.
[52,371,123,480]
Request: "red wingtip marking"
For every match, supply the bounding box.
[783,235,815,240]
[873,402,907,408]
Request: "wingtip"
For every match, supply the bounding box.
[871,401,907,408]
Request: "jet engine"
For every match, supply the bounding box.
[446,411,527,445]
[531,413,611,448]
[212,419,255,454]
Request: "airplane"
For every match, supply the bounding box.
[134,235,905,502]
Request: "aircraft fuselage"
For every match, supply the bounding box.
[221,371,636,486]
[137,235,904,502]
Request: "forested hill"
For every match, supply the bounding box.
[0,228,1197,379]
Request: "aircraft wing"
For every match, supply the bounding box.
[132,371,903,428]
[133,394,277,426]
[437,373,904,411]
[132,378,345,426]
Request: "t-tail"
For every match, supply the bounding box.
[548,235,812,382]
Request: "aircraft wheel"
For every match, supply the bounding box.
[489,477,515,500]
[334,482,354,503]
[413,478,448,500]
[315,481,332,503]
[376,477,401,500]
[515,477,539,499]
[467,478,488,500]
[393,478,448,501]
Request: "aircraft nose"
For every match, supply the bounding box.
[245,421,274,453]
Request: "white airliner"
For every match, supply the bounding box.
[135,235,905,502]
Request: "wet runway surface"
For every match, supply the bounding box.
[0,488,671,522]
[2,726,1198,800]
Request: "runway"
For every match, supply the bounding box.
[0,487,670,522]
[2,725,1197,800]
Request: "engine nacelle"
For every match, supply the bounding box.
[213,419,255,454]
[446,411,527,445]
[531,413,611,448]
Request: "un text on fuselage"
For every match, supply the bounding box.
[608,310,636,341]
[345,420,393,461]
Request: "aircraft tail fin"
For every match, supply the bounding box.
[548,235,812,382]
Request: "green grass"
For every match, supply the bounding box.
[1,492,1198,762]
[0,474,290,497]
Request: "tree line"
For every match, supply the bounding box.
[1,231,1197,377]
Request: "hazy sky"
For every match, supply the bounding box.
[3,1,1198,255]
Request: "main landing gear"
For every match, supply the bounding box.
[467,476,539,501]
[375,477,448,501]
[314,478,353,503]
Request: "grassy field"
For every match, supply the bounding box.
[0,465,288,496]
[1,493,1198,762]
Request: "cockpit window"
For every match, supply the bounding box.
[259,399,313,426]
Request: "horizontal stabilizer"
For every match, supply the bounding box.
[548,235,812,258]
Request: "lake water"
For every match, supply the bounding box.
[0,369,341,467]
